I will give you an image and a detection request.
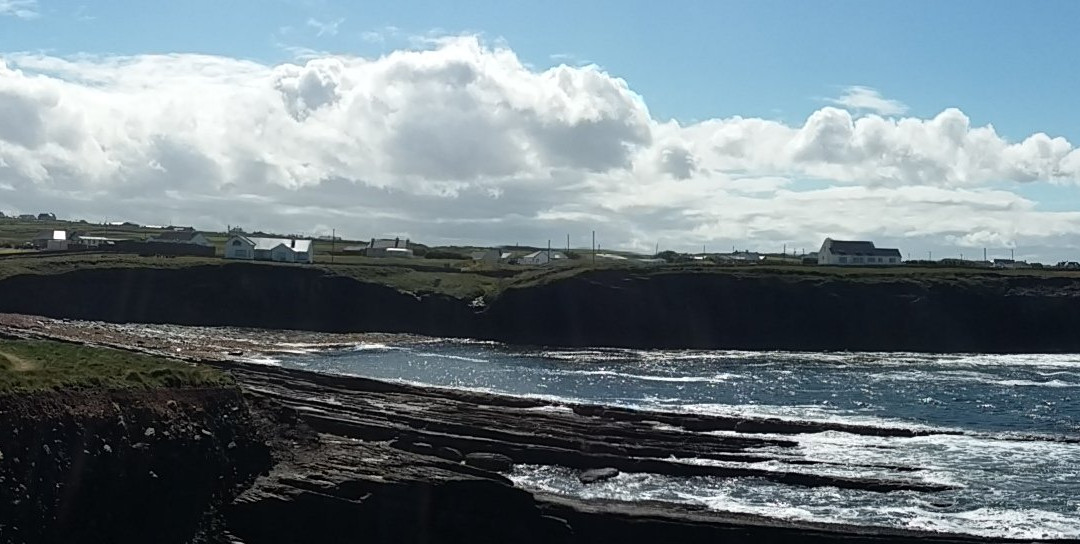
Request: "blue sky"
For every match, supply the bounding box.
[3,0,1080,260]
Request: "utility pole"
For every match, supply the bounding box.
[331,228,335,263]
[592,230,596,265]
[655,241,659,257]
[1011,248,1015,261]
[928,251,932,261]
[984,248,987,262]
[547,239,551,262]
[566,234,570,253]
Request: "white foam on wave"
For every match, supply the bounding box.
[668,402,951,432]
[891,506,1080,540]
[869,369,1080,388]
[236,356,282,366]
[565,369,739,383]
[350,342,395,351]
[410,351,490,363]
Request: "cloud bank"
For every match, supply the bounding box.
[2,36,1080,259]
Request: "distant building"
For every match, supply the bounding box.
[224,235,313,264]
[71,235,121,248]
[817,238,901,266]
[471,248,510,264]
[519,250,566,266]
[992,258,1031,270]
[33,230,68,250]
[149,230,212,247]
[350,238,414,258]
[18,214,36,221]
[37,213,56,221]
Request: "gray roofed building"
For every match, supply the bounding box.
[149,230,212,246]
[818,238,901,266]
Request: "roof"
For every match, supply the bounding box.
[34,230,66,241]
[232,236,312,253]
[824,239,900,258]
[152,231,203,242]
[522,251,565,259]
[366,239,407,249]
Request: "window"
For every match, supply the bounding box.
[839,257,848,264]
[231,239,242,246]
[853,257,863,264]
[889,257,897,263]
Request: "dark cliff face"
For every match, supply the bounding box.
[2,265,1080,352]
[480,270,1080,352]
[0,387,271,544]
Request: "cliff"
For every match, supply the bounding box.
[1,264,1080,352]
[0,386,271,544]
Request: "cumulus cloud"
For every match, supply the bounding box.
[2,37,1080,260]
[827,85,908,116]
[0,0,36,19]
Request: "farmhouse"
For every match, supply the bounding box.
[224,235,313,264]
[817,238,901,266]
[32,230,68,250]
[519,250,566,266]
[148,230,212,247]
[348,238,414,258]
[471,249,511,264]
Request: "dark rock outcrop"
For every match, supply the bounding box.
[4,264,1080,352]
[0,387,271,544]
[578,467,620,484]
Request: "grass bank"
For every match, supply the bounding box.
[0,337,232,393]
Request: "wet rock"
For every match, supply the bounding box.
[578,467,619,484]
[436,446,463,462]
[465,452,514,472]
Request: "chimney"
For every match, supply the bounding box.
[395,236,400,248]
[370,237,375,248]
[291,239,295,248]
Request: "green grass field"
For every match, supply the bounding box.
[0,337,232,393]
[4,217,1079,300]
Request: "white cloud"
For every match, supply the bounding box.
[0,0,37,19]
[2,37,1080,260]
[827,86,908,116]
[306,17,343,37]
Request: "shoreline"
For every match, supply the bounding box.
[3,316,1076,542]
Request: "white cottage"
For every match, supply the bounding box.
[225,235,313,264]
[519,250,566,266]
[817,238,901,266]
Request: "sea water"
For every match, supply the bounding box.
[276,342,1080,539]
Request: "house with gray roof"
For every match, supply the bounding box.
[817,238,901,266]
[224,235,313,264]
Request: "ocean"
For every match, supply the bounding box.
[275,341,1080,539]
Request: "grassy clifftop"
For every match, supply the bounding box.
[0,337,232,393]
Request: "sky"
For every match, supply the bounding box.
[3,1,1080,261]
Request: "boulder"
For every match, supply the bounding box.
[578,467,620,484]
[464,452,514,472]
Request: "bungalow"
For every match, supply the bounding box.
[354,238,414,258]
[37,213,56,221]
[519,250,566,266]
[817,238,901,266]
[32,230,68,250]
[224,235,313,264]
[71,235,121,248]
[148,230,212,247]
[471,248,511,264]
[17,214,36,221]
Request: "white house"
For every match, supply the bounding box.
[519,250,566,266]
[224,235,313,264]
[817,238,901,266]
[148,230,212,247]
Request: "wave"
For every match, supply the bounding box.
[564,369,738,383]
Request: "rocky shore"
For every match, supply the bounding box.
[1,319,1070,543]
